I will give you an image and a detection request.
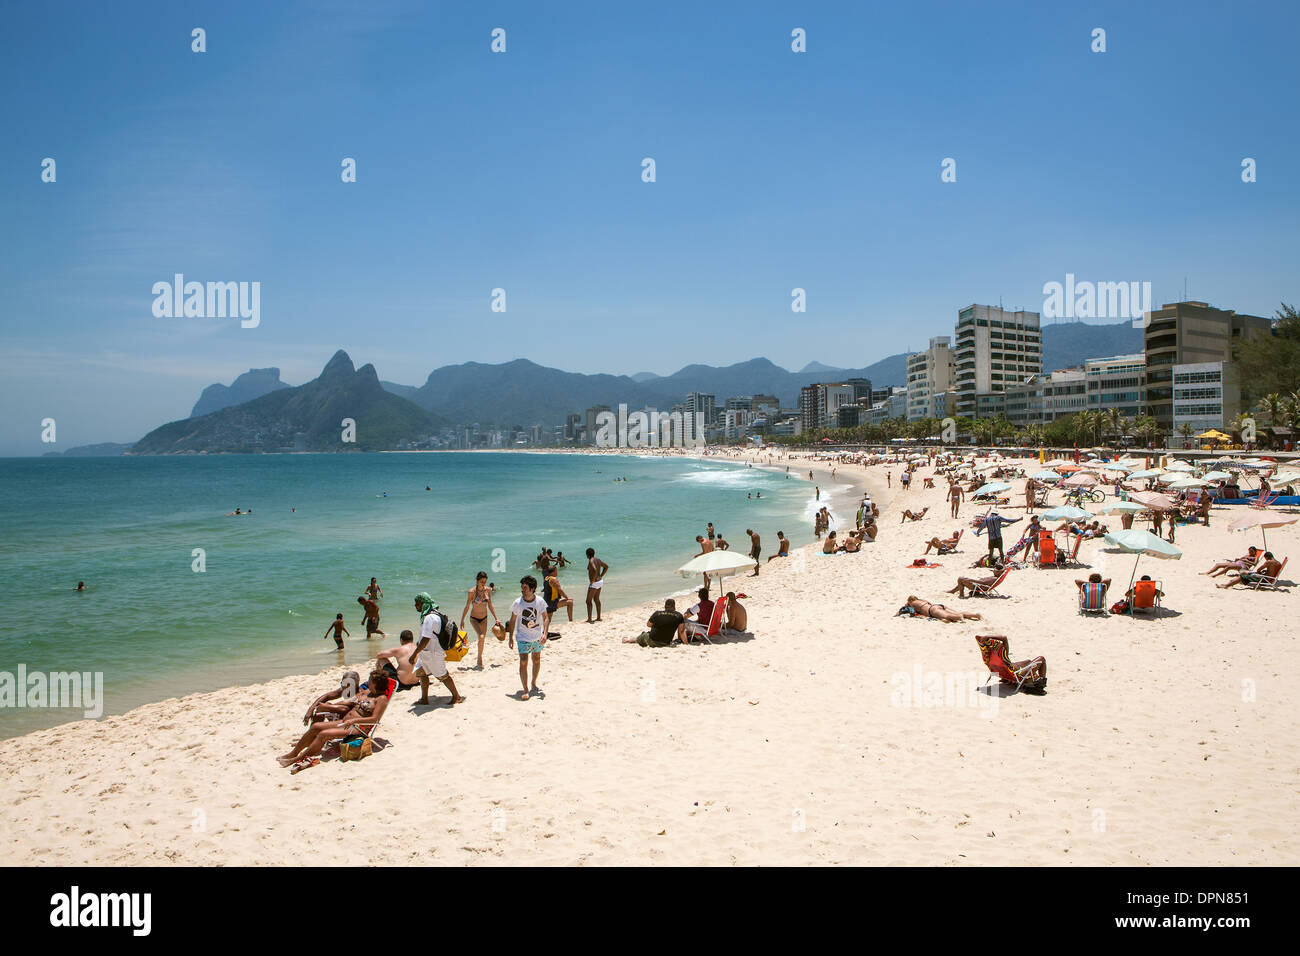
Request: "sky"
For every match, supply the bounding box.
[1,0,1297,455]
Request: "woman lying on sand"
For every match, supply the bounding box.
[897,595,982,623]
[900,507,928,523]
[278,671,391,770]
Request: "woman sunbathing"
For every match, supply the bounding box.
[900,507,929,523]
[1204,547,1258,577]
[898,595,983,623]
[278,671,391,770]
[923,530,961,554]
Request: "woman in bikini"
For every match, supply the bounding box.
[461,571,501,669]
[900,595,982,623]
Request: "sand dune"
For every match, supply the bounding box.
[2,448,1297,865]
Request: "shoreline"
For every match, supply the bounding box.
[3,450,1296,866]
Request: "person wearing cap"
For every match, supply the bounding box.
[301,670,361,726]
[410,592,465,706]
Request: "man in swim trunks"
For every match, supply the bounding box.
[357,595,386,639]
[508,576,550,698]
[376,629,420,688]
[1217,551,1282,588]
[946,571,1004,598]
[949,481,964,517]
[746,529,761,575]
[301,670,361,725]
[410,592,464,706]
[278,670,392,768]
[767,531,790,562]
[899,595,982,623]
[585,547,608,623]
[724,592,747,631]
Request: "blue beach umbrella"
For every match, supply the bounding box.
[1031,470,1061,481]
[974,481,1011,496]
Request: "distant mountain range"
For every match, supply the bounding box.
[132,351,448,453]
[57,320,1145,454]
[190,367,289,417]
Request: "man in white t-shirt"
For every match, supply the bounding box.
[507,575,550,701]
[410,592,464,706]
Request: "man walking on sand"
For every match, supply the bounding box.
[508,576,550,700]
[410,593,464,706]
[746,529,761,576]
[948,481,964,518]
[585,547,609,623]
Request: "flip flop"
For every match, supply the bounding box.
[290,756,320,774]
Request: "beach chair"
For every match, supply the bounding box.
[337,678,397,761]
[1250,491,1278,510]
[936,529,963,554]
[1130,579,1162,616]
[1250,556,1287,591]
[685,595,728,645]
[969,566,1012,597]
[975,635,1047,694]
[1058,534,1084,568]
[1077,581,1108,614]
[1033,532,1057,568]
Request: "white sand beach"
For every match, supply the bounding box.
[2,448,1297,866]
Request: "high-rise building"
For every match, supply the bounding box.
[1084,353,1146,420]
[905,336,954,421]
[1143,301,1270,432]
[686,392,716,428]
[585,405,611,446]
[953,305,1042,419]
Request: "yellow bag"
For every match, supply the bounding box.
[339,737,372,761]
[444,630,470,662]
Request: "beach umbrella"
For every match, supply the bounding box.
[1226,509,1297,551]
[974,481,1011,496]
[1103,529,1183,593]
[1268,469,1300,484]
[1165,476,1208,490]
[1044,458,1073,468]
[1199,470,1231,482]
[1041,505,1093,522]
[1031,469,1061,481]
[1165,460,1195,472]
[1128,490,1176,511]
[1127,468,1162,480]
[1061,472,1098,487]
[677,550,758,587]
[1100,501,1145,515]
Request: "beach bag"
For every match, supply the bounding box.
[1110,600,1129,614]
[491,621,507,642]
[339,736,373,761]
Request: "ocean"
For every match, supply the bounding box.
[0,451,839,737]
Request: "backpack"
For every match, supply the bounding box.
[429,610,458,651]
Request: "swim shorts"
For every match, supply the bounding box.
[518,639,543,655]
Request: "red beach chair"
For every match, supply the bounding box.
[685,595,728,645]
[969,566,1012,597]
[975,635,1047,694]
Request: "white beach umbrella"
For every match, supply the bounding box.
[1031,469,1062,481]
[974,481,1012,496]
[1127,469,1162,480]
[1165,476,1208,490]
[1042,505,1093,522]
[1100,501,1145,515]
[1103,529,1183,592]
[1268,469,1300,484]
[1226,509,1297,551]
[677,550,758,588]
[1165,460,1195,472]
[1199,470,1232,482]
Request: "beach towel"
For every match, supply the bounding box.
[907,561,941,569]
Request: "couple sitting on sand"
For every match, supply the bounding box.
[623,591,748,646]
[278,669,393,771]
[823,525,874,554]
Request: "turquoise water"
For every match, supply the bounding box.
[0,452,815,737]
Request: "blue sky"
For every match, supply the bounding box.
[1,0,1297,454]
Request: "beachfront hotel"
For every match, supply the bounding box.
[952,305,1043,419]
[1143,301,1271,433]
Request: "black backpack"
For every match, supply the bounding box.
[430,610,458,651]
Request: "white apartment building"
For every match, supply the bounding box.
[906,336,954,421]
[953,305,1043,419]
[1171,361,1231,438]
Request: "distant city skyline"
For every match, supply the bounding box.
[2,1,1297,455]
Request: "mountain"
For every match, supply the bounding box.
[133,351,447,453]
[190,367,290,417]
[629,372,660,383]
[1040,320,1144,373]
[403,360,669,427]
[42,442,134,458]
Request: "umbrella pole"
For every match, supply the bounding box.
[1126,554,1141,596]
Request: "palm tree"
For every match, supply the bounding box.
[1177,422,1195,449]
